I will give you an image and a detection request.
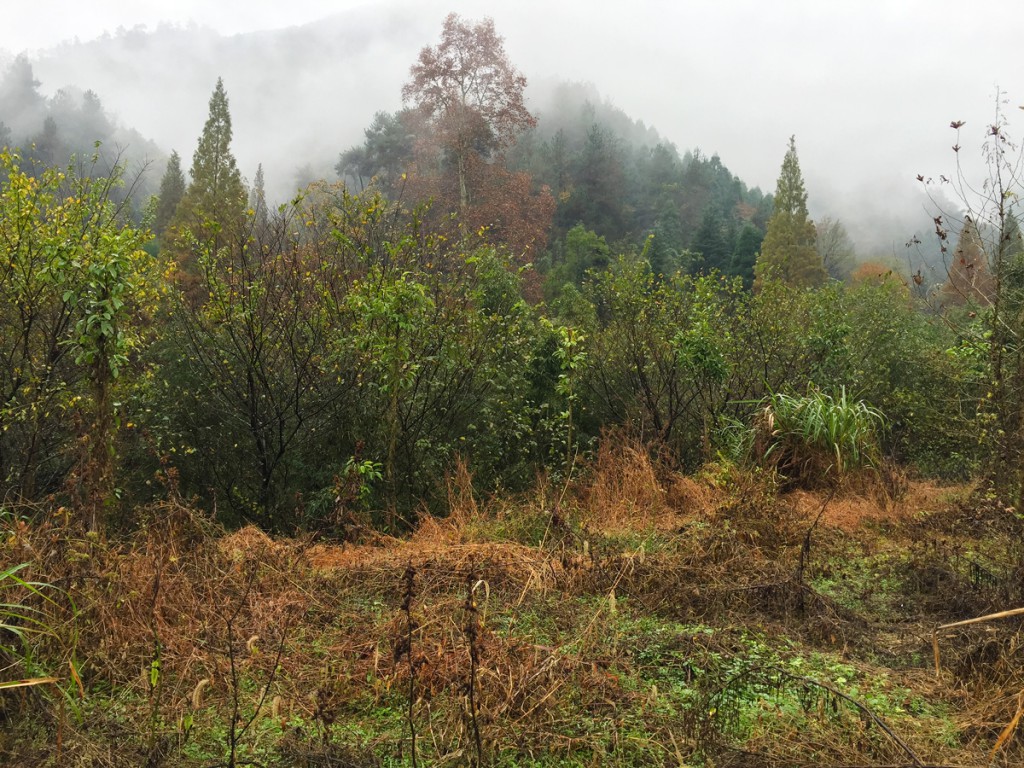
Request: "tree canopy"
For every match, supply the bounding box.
[754,136,826,289]
[403,13,534,212]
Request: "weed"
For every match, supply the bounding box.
[757,387,887,486]
[397,565,418,768]
[462,566,485,767]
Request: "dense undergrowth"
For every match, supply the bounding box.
[3,442,1023,767]
[4,25,1024,768]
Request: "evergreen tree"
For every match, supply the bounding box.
[752,193,774,231]
[942,217,993,305]
[552,223,610,289]
[250,162,269,233]
[336,110,413,192]
[153,150,186,238]
[79,89,113,145]
[648,201,685,279]
[543,128,572,199]
[558,124,626,240]
[730,222,764,288]
[691,205,732,274]
[29,116,59,167]
[754,136,826,289]
[174,78,246,247]
[0,55,46,140]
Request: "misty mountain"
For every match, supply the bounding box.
[0,54,163,217]
[29,8,443,202]
[13,5,944,263]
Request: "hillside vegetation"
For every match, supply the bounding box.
[3,13,1024,767]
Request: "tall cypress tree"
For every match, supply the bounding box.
[942,217,993,305]
[174,78,246,247]
[153,150,185,239]
[754,136,826,289]
[250,162,268,230]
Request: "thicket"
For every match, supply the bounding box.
[0,25,1010,531]
[0,147,980,535]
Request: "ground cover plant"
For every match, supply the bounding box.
[3,443,1024,767]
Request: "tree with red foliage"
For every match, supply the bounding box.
[403,13,535,213]
[401,14,553,261]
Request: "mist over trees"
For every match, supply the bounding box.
[0,10,1018,521]
[8,11,1024,768]
[0,54,161,209]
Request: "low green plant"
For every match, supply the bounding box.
[714,415,758,466]
[0,562,60,689]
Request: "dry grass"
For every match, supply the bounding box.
[786,477,952,532]
[572,437,720,532]
[2,449,1018,766]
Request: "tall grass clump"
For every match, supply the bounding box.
[757,388,887,486]
[0,562,65,691]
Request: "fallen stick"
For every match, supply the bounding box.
[932,605,1024,677]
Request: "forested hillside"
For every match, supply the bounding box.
[3,11,1024,767]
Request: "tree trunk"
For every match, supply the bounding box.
[85,360,115,533]
[458,152,469,213]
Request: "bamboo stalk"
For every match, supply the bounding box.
[937,605,1024,631]
[932,605,1024,677]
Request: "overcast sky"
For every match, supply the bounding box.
[3,0,1023,254]
[0,1,355,50]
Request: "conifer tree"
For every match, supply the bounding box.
[80,90,114,145]
[174,78,246,247]
[942,216,994,305]
[730,222,764,288]
[250,162,269,231]
[692,206,732,274]
[0,55,45,139]
[648,201,684,279]
[754,136,826,289]
[153,150,185,238]
[30,116,59,167]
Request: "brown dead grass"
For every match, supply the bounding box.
[0,448,999,767]
[306,539,557,596]
[572,438,721,532]
[786,478,962,532]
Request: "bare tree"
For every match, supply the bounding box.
[920,93,1024,503]
[815,216,857,281]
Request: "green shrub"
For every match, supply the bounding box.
[758,388,886,485]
